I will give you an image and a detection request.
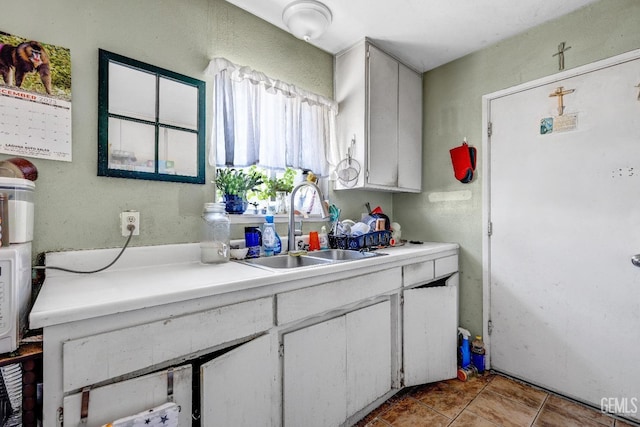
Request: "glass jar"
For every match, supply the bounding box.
[275,191,288,214]
[200,202,230,263]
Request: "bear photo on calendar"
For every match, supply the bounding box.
[0,31,71,101]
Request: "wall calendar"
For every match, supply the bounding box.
[0,31,72,162]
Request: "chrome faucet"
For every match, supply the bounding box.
[288,181,330,252]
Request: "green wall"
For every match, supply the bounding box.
[394,0,640,337]
[4,0,638,339]
[0,0,339,255]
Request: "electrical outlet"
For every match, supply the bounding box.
[120,210,140,236]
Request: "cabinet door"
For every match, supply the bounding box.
[63,365,192,427]
[397,63,422,192]
[200,334,273,426]
[367,44,399,187]
[346,301,392,417]
[283,317,347,427]
[404,273,458,386]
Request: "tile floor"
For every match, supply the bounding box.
[355,373,638,427]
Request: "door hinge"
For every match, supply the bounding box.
[57,407,64,426]
[278,343,284,358]
[400,294,404,306]
[488,319,494,336]
[487,221,493,236]
[487,121,493,137]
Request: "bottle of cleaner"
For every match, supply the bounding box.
[458,327,471,369]
[262,215,278,257]
[274,228,282,255]
[319,226,329,250]
[471,335,486,374]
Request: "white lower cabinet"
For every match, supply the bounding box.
[41,250,459,427]
[403,273,459,386]
[283,301,392,427]
[346,301,392,416]
[62,365,193,426]
[201,334,273,426]
[52,297,274,427]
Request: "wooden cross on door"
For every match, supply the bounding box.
[549,86,575,116]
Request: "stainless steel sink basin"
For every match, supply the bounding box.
[305,249,384,261]
[240,254,333,269]
[239,249,385,270]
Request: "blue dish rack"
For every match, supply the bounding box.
[328,230,392,250]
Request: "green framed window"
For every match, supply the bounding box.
[98,49,205,184]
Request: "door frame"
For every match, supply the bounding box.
[481,47,640,371]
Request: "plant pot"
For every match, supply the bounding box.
[223,194,247,214]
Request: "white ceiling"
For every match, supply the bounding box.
[225,0,600,72]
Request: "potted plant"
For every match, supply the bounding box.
[268,168,296,213]
[246,167,297,213]
[215,168,263,214]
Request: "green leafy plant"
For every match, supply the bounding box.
[268,167,296,195]
[246,166,297,201]
[214,168,263,197]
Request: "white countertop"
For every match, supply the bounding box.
[30,241,458,329]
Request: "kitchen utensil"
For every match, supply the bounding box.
[350,222,370,236]
[365,202,391,230]
[335,136,361,187]
[230,247,249,260]
[329,204,341,234]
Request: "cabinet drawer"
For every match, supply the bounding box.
[403,260,434,287]
[63,297,273,392]
[277,268,400,324]
[435,254,458,277]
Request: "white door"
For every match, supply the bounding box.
[397,63,423,192]
[404,274,458,386]
[346,301,392,417]
[200,335,273,426]
[368,44,399,187]
[486,51,640,421]
[283,316,347,427]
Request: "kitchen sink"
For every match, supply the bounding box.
[239,249,385,270]
[240,254,333,269]
[305,249,385,261]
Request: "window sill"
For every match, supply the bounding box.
[228,213,328,225]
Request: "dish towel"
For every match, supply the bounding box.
[102,402,180,427]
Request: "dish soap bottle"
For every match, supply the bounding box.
[319,226,329,250]
[262,215,278,257]
[274,226,282,255]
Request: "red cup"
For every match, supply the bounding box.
[308,231,320,251]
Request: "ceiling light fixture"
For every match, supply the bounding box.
[282,0,333,42]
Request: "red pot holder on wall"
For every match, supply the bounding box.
[449,140,477,183]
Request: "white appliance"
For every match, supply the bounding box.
[0,242,32,353]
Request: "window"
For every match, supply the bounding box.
[98,50,206,183]
[206,58,339,178]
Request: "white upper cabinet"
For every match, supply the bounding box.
[334,40,422,192]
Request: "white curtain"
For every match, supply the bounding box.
[205,58,339,176]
